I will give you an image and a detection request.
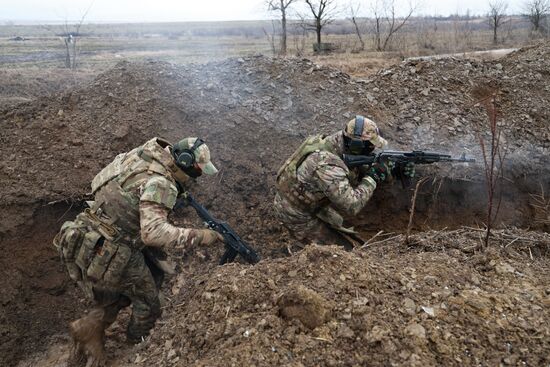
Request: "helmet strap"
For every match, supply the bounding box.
[347,115,366,155]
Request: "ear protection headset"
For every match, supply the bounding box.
[174,138,205,169]
[347,115,366,154]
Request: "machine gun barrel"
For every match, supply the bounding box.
[343,150,475,168]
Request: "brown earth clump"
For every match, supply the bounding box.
[1,42,549,366]
[277,285,332,329]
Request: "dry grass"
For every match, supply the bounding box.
[530,184,550,227]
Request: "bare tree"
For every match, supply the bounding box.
[44,2,94,69]
[267,0,297,55]
[523,0,550,34]
[371,0,416,51]
[349,2,365,51]
[303,0,339,51]
[488,0,508,44]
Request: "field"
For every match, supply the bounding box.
[1,18,549,367]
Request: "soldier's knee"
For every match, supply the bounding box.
[127,297,161,343]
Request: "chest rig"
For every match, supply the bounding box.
[276,135,335,212]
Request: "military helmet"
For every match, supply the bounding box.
[343,115,387,154]
[172,137,218,176]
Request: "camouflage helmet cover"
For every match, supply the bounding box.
[172,137,218,175]
[343,116,387,149]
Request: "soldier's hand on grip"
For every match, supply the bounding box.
[365,162,390,184]
[198,229,223,246]
[402,162,416,178]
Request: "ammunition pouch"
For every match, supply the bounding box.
[53,220,86,282]
[55,213,133,287]
[84,237,132,286]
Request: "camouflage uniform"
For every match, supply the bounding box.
[54,137,218,361]
[274,121,386,246]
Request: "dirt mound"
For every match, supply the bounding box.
[1,42,550,366]
[0,68,97,109]
[121,231,549,367]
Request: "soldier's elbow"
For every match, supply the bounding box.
[141,227,165,247]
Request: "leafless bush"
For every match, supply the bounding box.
[403,177,429,245]
[474,88,506,250]
[452,12,474,51]
[291,23,308,56]
[349,2,365,51]
[530,184,550,228]
[370,0,417,51]
[416,17,438,51]
[263,21,279,55]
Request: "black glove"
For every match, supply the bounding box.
[403,162,416,178]
[392,162,416,179]
[363,162,390,184]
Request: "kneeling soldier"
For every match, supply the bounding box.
[274,116,414,248]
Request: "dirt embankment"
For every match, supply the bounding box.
[1,44,549,234]
[129,237,549,367]
[0,67,99,109]
[1,42,549,366]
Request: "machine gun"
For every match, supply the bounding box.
[343,150,475,188]
[175,192,260,265]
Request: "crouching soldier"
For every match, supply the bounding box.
[54,137,222,366]
[274,116,414,249]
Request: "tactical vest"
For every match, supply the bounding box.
[276,135,334,211]
[53,138,180,287]
[90,140,176,240]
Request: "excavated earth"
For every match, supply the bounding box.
[1,42,549,366]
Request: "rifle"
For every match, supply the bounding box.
[343,150,475,188]
[175,192,260,265]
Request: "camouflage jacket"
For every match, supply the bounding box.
[275,132,377,227]
[90,137,203,249]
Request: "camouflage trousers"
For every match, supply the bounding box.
[273,192,353,249]
[81,249,162,343]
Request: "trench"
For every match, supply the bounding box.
[0,203,85,367]
[356,175,546,232]
[0,173,547,366]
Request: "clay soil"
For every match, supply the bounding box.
[1,42,549,366]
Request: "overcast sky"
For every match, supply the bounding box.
[0,0,525,23]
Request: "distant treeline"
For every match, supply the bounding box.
[0,16,535,39]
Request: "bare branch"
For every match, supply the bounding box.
[370,0,417,51]
[349,1,365,51]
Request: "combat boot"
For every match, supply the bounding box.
[68,308,107,367]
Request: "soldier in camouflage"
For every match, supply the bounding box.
[274,116,414,248]
[54,137,221,366]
